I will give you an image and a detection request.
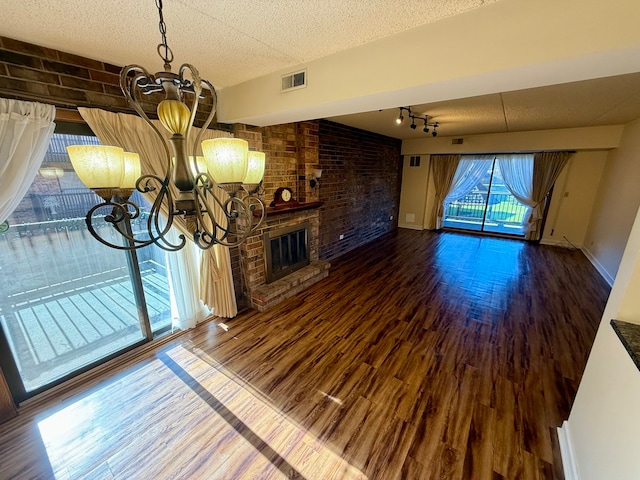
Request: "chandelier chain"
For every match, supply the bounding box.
[155,0,173,67]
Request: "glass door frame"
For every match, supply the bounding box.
[443,157,529,237]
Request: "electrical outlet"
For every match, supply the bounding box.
[339,234,344,240]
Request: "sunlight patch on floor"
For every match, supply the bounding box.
[318,390,344,405]
[34,344,367,479]
[164,344,367,479]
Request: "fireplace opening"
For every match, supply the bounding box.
[263,222,310,284]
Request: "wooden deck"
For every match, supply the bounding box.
[0,229,610,479]
[1,269,170,392]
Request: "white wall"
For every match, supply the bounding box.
[562,204,640,480]
[541,151,607,248]
[398,155,431,230]
[583,117,640,281]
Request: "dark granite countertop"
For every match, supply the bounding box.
[611,319,640,371]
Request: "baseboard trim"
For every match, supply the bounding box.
[558,421,580,480]
[398,224,423,231]
[540,238,569,247]
[581,247,615,287]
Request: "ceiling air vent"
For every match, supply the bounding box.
[281,69,307,92]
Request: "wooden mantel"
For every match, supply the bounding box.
[255,201,323,218]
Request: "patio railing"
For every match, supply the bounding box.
[445,192,528,233]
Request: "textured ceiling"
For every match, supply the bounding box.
[0,0,497,89]
[2,0,640,139]
[326,73,640,139]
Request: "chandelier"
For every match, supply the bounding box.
[395,107,439,136]
[66,0,265,252]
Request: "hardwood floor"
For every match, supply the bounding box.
[0,229,611,479]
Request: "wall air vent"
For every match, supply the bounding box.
[452,138,464,145]
[281,70,307,92]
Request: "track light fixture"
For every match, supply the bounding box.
[395,107,410,124]
[395,107,439,136]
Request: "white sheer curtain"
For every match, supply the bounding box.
[0,99,56,223]
[496,153,536,238]
[165,229,208,330]
[444,155,495,213]
[78,107,238,327]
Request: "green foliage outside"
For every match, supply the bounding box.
[446,199,527,225]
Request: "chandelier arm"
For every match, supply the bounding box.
[213,195,259,247]
[121,65,173,179]
[191,78,218,160]
[84,201,156,251]
[247,195,266,231]
[134,173,187,251]
[190,180,232,249]
[188,192,263,249]
[148,181,187,250]
[178,63,201,159]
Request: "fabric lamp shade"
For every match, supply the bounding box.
[120,152,141,189]
[243,151,265,184]
[201,138,249,184]
[66,145,125,189]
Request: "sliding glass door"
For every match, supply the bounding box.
[443,158,530,236]
[0,129,172,402]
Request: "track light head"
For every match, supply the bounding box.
[432,130,438,137]
[423,125,429,133]
[410,121,417,130]
[396,113,403,124]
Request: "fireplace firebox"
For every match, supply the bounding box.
[263,222,311,283]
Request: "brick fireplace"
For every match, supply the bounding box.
[239,205,329,311]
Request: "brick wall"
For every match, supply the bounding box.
[0,36,221,128]
[0,36,126,111]
[317,120,402,259]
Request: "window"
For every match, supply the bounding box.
[0,128,172,402]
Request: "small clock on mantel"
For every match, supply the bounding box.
[270,187,300,208]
